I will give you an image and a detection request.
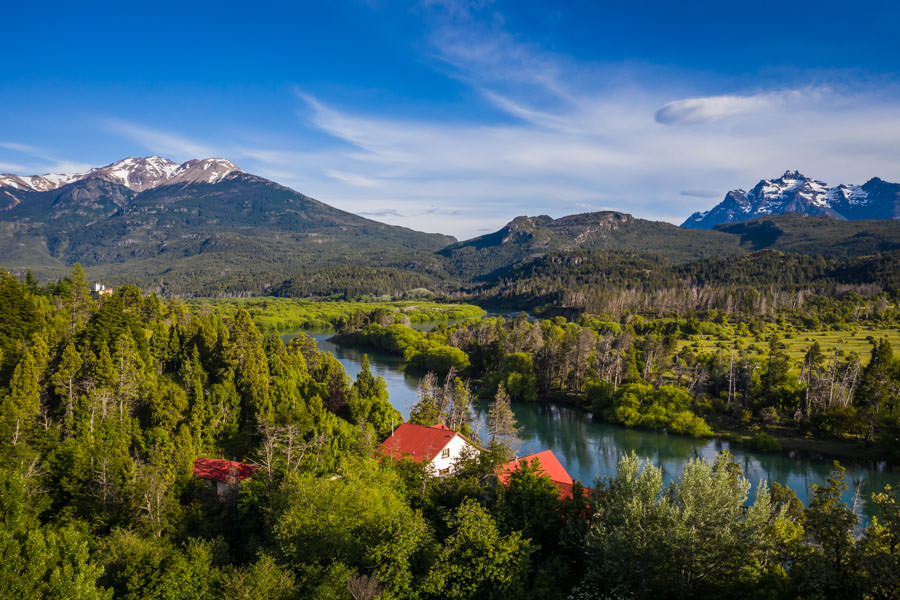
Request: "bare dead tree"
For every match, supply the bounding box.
[348,573,382,600]
[136,462,172,537]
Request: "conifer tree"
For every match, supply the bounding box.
[410,372,441,426]
[855,340,895,442]
[487,382,518,445]
[68,263,92,332]
[2,350,40,446]
[113,332,145,419]
[52,342,83,423]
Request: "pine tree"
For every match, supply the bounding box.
[113,332,145,419]
[487,382,518,445]
[855,340,895,442]
[229,309,271,427]
[410,372,441,426]
[2,350,40,445]
[52,342,83,424]
[68,263,92,332]
[182,345,208,440]
[448,377,474,434]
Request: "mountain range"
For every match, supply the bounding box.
[0,157,454,291]
[1,157,897,296]
[682,170,900,229]
[0,156,242,205]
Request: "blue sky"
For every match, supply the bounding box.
[2,0,899,238]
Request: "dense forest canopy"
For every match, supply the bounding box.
[1,266,899,599]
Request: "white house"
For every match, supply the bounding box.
[380,423,478,476]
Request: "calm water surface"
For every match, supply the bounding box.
[286,330,899,524]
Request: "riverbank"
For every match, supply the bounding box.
[296,330,900,523]
[714,426,893,466]
[322,331,897,468]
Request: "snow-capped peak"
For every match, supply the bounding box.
[95,156,181,192]
[0,156,243,193]
[682,170,897,229]
[0,171,86,192]
[168,158,242,185]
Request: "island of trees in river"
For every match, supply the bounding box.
[1,264,899,599]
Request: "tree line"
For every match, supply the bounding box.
[339,312,900,454]
[1,266,899,599]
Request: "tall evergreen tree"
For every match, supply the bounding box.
[52,342,83,425]
[855,340,895,442]
[487,382,518,446]
[2,351,40,446]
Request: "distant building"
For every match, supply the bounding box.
[498,449,590,499]
[192,457,258,497]
[92,282,113,296]
[380,423,479,476]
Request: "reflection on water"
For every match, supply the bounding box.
[286,330,899,524]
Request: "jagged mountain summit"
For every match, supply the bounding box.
[682,170,900,229]
[0,156,241,206]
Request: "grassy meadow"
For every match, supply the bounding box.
[184,296,486,332]
[678,326,900,367]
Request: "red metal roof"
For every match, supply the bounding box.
[498,450,583,499]
[192,458,259,483]
[380,423,457,463]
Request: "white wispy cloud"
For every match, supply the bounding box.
[103,119,218,160]
[0,161,29,173]
[87,2,900,239]
[654,93,777,125]
[273,3,900,236]
[0,142,94,176]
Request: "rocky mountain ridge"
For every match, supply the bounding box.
[683,170,899,228]
[0,156,242,208]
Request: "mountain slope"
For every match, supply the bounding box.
[683,170,900,229]
[0,157,454,294]
[439,211,746,280]
[713,214,900,257]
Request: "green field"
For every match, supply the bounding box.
[185,297,486,332]
[678,326,900,366]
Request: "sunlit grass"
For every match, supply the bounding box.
[677,326,900,366]
[185,297,486,332]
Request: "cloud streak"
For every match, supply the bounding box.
[81,3,900,239]
[655,94,776,125]
[103,119,218,160]
[0,142,94,176]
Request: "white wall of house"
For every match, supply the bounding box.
[428,434,478,475]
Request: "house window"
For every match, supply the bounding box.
[441,448,450,459]
[439,468,450,476]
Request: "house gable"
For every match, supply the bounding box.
[380,423,478,475]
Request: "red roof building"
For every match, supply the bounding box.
[380,423,478,475]
[498,450,589,499]
[192,458,258,483]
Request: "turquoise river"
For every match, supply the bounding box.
[285,331,899,525]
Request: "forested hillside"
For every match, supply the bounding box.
[0,167,454,296]
[1,267,899,599]
[474,249,900,316]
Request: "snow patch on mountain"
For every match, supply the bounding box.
[0,156,243,194]
[682,170,898,228]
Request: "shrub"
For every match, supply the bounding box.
[759,406,780,427]
[668,411,714,437]
[747,432,781,453]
